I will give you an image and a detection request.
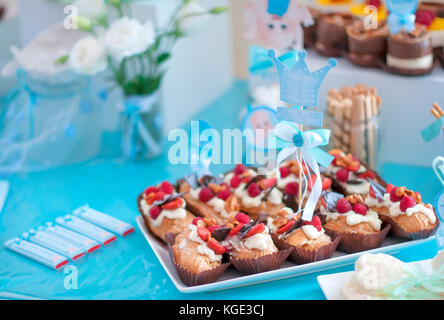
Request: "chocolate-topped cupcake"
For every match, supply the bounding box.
[304,7,321,48]
[315,13,356,56]
[346,20,388,67]
[418,1,444,18]
[386,24,434,75]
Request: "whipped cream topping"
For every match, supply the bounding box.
[230,226,273,251]
[365,193,393,208]
[140,197,187,227]
[190,187,235,218]
[327,210,382,231]
[340,179,370,194]
[389,202,436,224]
[267,188,283,205]
[187,225,222,262]
[301,225,325,240]
[277,174,299,189]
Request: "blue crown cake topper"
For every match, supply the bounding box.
[268,49,336,107]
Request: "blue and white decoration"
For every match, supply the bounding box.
[267,49,336,221]
[386,0,418,34]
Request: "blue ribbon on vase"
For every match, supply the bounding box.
[120,94,162,160]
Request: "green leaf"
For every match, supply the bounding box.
[55,55,69,65]
[209,6,228,14]
[156,53,171,64]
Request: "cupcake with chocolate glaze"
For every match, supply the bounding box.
[178,173,240,225]
[315,12,356,56]
[224,164,285,220]
[326,149,384,196]
[377,185,440,240]
[227,213,291,274]
[323,194,390,253]
[386,24,434,75]
[346,19,388,67]
[138,181,195,242]
[415,9,444,67]
[166,218,231,286]
[268,208,340,264]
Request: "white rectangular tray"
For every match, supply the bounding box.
[317,258,434,300]
[136,215,437,293]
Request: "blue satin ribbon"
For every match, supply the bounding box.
[121,95,161,160]
[268,120,333,220]
[249,45,297,75]
[421,117,443,142]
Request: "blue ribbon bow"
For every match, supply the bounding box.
[249,45,297,76]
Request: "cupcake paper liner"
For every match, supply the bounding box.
[271,233,342,265]
[379,211,440,241]
[165,233,231,287]
[230,248,292,275]
[324,224,391,253]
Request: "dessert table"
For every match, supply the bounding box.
[0,80,442,300]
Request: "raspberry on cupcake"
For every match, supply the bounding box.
[323,194,390,253]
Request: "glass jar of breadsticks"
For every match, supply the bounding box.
[324,84,382,170]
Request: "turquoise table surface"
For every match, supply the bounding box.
[0,80,443,300]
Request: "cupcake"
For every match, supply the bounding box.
[138,181,195,242]
[304,7,321,48]
[346,19,388,67]
[224,164,285,220]
[386,24,434,75]
[269,209,340,264]
[323,194,390,253]
[418,1,444,18]
[227,213,291,274]
[326,149,383,196]
[275,160,332,212]
[318,190,347,224]
[415,9,444,67]
[166,218,231,286]
[178,173,240,225]
[364,181,396,216]
[315,12,356,56]
[377,185,440,240]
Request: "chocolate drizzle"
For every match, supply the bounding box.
[183,173,224,189]
[152,192,188,207]
[367,178,385,201]
[211,227,231,242]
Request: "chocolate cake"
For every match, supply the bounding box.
[418,1,444,18]
[386,24,434,75]
[315,13,356,56]
[346,20,388,67]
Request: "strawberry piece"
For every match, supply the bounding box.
[197,227,210,242]
[336,168,349,182]
[322,177,332,190]
[161,198,183,210]
[307,174,317,190]
[301,216,322,232]
[247,182,261,197]
[207,225,223,233]
[242,176,253,184]
[276,220,296,234]
[400,195,416,212]
[369,186,376,199]
[358,171,376,180]
[192,217,203,225]
[159,181,174,195]
[228,223,245,236]
[217,189,231,201]
[230,175,242,188]
[245,223,265,238]
[347,161,361,172]
[284,182,299,196]
[149,206,161,220]
[207,239,226,255]
[416,10,435,27]
[235,212,251,224]
[353,203,368,216]
[260,177,277,189]
[199,187,215,202]
[223,243,233,252]
[390,187,403,202]
[145,192,156,205]
[234,164,247,175]
[386,183,395,194]
[154,191,167,202]
[144,186,158,196]
[279,166,291,178]
[336,198,352,213]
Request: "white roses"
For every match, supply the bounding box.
[105,17,155,62]
[178,2,209,35]
[70,36,107,75]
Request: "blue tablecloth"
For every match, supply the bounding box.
[0,80,443,300]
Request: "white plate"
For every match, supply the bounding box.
[136,215,437,293]
[317,259,434,300]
